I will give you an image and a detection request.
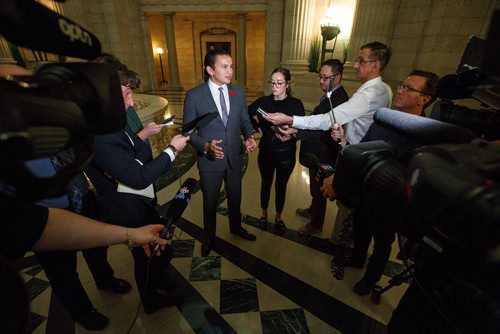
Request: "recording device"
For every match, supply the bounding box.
[302,153,334,183]
[430,10,500,140]
[257,107,269,117]
[0,0,101,60]
[182,112,219,136]
[153,178,198,253]
[160,114,175,125]
[0,62,125,200]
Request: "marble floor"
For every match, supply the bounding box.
[20,112,409,334]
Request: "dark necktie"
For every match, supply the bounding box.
[219,87,228,126]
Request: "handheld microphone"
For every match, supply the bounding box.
[153,178,198,252]
[303,153,334,183]
[182,112,218,136]
[326,80,340,143]
[0,0,101,60]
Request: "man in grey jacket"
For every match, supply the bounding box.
[183,49,257,257]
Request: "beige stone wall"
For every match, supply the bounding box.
[60,0,155,92]
[385,0,497,89]
[148,12,266,93]
[55,0,497,108]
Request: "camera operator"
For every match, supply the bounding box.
[84,60,190,315]
[325,70,440,296]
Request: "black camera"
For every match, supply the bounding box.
[0,0,128,200]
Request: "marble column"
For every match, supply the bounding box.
[237,13,247,87]
[0,37,16,64]
[280,0,314,74]
[163,12,182,90]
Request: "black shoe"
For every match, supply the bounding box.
[201,241,212,257]
[274,220,286,236]
[231,228,256,241]
[143,291,184,315]
[97,277,132,294]
[258,218,268,230]
[353,278,376,296]
[74,309,110,331]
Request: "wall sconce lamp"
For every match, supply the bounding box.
[320,16,341,65]
[156,47,168,86]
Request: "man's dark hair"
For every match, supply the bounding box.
[203,49,230,82]
[361,41,391,71]
[409,69,440,108]
[321,58,344,76]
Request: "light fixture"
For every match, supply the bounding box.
[320,7,341,65]
[156,47,167,86]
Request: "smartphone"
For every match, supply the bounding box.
[257,107,269,117]
[161,114,175,125]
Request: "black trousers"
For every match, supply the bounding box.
[35,191,114,318]
[200,163,243,242]
[307,168,327,228]
[351,194,400,283]
[257,148,295,214]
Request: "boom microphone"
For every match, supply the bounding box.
[373,108,476,145]
[0,0,101,60]
[153,178,198,252]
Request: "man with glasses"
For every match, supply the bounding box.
[281,59,349,236]
[327,69,439,297]
[265,41,392,146]
[392,69,439,116]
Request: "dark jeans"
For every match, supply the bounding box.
[257,148,295,213]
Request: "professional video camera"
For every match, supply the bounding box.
[430,10,500,140]
[0,0,125,200]
[330,12,500,332]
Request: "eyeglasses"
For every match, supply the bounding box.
[397,83,426,95]
[268,80,286,87]
[353,57,376,64]
[318,74,336,81]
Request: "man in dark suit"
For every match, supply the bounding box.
[85,66,190,315]
[292,59,349,235]
[183,49,257,257]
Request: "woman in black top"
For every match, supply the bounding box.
[248,67,305,234]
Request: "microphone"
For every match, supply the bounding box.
[373,108,476,145]
[182,112,218,136]
[326,80,340,142]
[153,178,198,252]
[302,153,334,183]
[0,0,101,60]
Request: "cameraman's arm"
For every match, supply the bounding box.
[33,208,167,252]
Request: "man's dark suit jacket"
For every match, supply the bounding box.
[298,85,349,167]
[85,125,173,228]
[183,82,254,171]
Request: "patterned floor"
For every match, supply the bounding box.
[19,124,409,333]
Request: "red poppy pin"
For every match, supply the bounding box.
[229,89,236,96]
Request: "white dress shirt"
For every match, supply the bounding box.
[208,78,230,120]
[293,76,392,144]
